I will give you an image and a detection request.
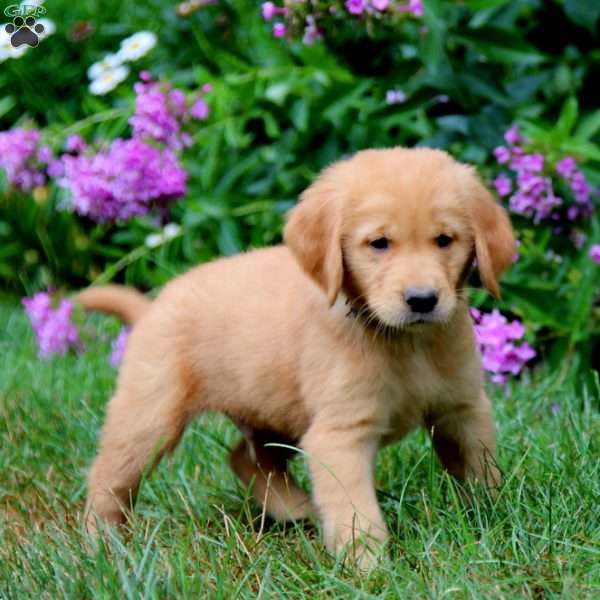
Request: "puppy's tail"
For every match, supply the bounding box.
[76,285,151,325]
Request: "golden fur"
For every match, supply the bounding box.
[80,147,515,567]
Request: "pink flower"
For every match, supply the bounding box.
[556,156,576,179]
[23,292,81,359]
[272,22,287,37]
[59,138,187,223]
[590,245,600,264]
[372,0,390,10]
[345,0,366,15]
[504,124,521,145]
[0,128,48,191]
[398,0,423,16]
[262,2,277,20]
[471,309,535,384]
[493,174,512,197]
[66,135,87,154]
[110,327,130,367]
[190,98,210,120]
[493,146,510,164]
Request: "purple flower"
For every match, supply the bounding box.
[398,0,423,17]
[130,79,186,150]
[520,153,544,173]
[556,156,576,179]
[66,134,87,154]
[272,22,287,37]
[386,89,407,105]
[471,309,536,384]
[262,2,277,20]
[190,98,210,120]
[59,138,187,223]
[590,245,600,264]
[110,327,130,367]
[345,0,366,15]
[0,128,47,191]
[23,291,80,359]
[303,16,322,44]
[493,174,512,197]
[372,0,390,10]
[493,146,511,164]
[504,124,521,145]
[37,145,54,164]
[570,171,591,204]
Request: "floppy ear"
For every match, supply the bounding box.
[284,174,343,306]
[470,177,516,298]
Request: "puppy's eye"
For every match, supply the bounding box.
[369,237,390,251]
[435,234,453,248]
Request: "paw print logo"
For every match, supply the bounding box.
[5,16,45,48]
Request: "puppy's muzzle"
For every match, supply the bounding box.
[404,288,439,314]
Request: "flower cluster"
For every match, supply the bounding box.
[492,124,596,223]
[88,31,157,95]
[590,244,600,265]
[59,138,187,222]
[130,73,211,150]
[471,308,536,385]
[22,289,132,366]
[0,128,54,191]
[261,0,422,43]
[22,291,80,359]
[0,74,212,222]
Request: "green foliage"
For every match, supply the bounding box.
[1,0,600,375]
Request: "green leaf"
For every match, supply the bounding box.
[452,29,545,65]
[554,96,578,138]
[575,110,600,140]
[563,0,600,31]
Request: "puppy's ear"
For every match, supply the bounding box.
[470,175,516,298]
[284,174,343,306]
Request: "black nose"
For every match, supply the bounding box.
[405,289,438,314]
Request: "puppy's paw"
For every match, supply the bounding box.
[340,533,387,573]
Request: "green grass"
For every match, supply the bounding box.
[1,300,599,599]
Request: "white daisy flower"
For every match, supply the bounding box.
[35,18,56,40]
[87,53,123,80]
[145,224,182,248]
[117,31,157,62]
[89,65,130,95]
[145,233,163,249]
[163,223,182,240]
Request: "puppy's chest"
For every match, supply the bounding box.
[377,347,451,438]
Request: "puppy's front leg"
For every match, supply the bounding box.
[429,391,501,487]
[302,421,387,568]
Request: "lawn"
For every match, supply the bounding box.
[1,300,599,598]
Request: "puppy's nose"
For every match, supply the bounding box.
[405,288,438,314]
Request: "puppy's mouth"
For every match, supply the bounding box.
[345,299,445,332]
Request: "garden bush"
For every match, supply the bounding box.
[1,0,600,380]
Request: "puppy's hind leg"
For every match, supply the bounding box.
[229,429,313,522]
[85,379,195,534]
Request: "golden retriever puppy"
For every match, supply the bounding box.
[80,147,515,568]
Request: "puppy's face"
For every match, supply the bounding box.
[343,187,473,328]
[285,148,515,331]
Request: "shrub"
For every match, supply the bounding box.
[2,0,600,380]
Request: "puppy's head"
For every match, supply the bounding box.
[284,148,515,329]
